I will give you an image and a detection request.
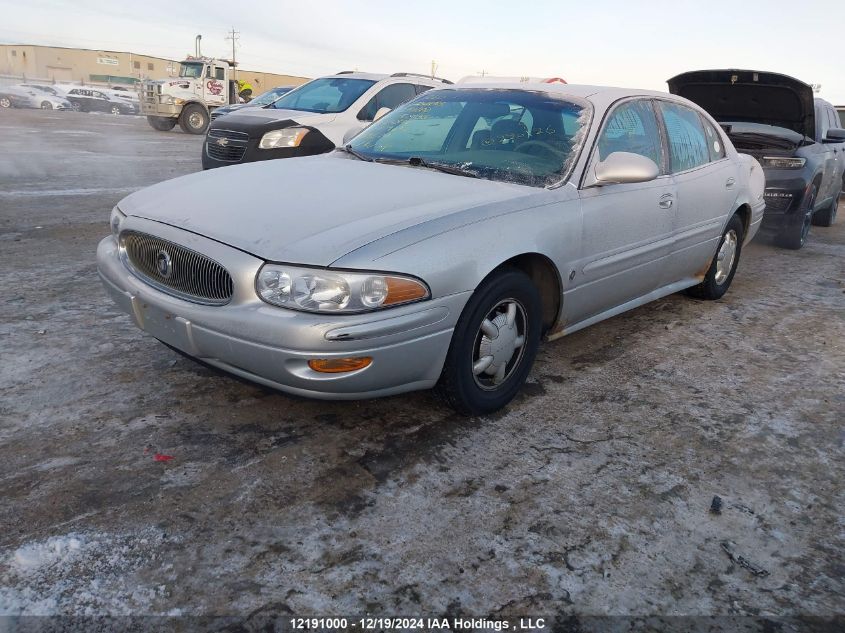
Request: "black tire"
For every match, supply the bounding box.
[70,101,81,112]
[147,116,177,131]
[435,267,542,416]
[40,101,53,110]
[0,97,11,108]
[178,103,209,134]
[686,214,745,301]
[778,184,817,249]
[811,188,839,227]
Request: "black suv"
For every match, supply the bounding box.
[669,70,844,249]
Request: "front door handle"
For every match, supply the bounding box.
[726,177,736,188]
[658,194,673,209]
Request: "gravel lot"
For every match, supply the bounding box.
[1,109,843,621]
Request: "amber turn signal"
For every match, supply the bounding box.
[384,277,428,306]
[308,357,373,373]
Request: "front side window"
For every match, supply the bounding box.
[358,83,417,121]
[349,89,588,188]
[657,101,710,172]
[270,77,376,113]
[215,67,225,80]
[596,99,662,168]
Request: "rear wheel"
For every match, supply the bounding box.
[0,97,11,108]
[40,101,53,110]
[778,184,816,249]
[70,101,81,112]
[110,104,122,115]
[147,116,177,131]
[178,103,209,134]
[686,214,744,301]
[435,267,542,416]
[811,188,839,227]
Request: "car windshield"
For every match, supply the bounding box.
[348,89,589,188]
[252,87,291,106]
[269,78,375,113]
[179,62,204,79]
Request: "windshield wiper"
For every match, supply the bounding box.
[407,156,478,178]
[336,145,373,162]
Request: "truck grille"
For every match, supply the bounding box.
[120,231,233,305]
[206,129,249,162]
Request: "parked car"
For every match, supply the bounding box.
[0,85,40,109]
[669,70,845,248]
[14,84,74,110]
[209,86,294,121]
[99,82,764,415]
[63,87,137,115]
[201,72,451,169]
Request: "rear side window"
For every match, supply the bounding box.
[700,115,726,161]
[358,83,417,121]
[657,101,710,172]
[415,84,433,95]
[596,99,662,168]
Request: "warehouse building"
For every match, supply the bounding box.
[0,44,309,90]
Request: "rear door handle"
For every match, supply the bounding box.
[658,193,674,209]
[726,177,736,188]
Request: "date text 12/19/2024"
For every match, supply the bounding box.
[290,618,548,631]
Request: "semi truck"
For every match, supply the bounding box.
[139,56,239,134]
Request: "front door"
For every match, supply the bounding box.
[568,98,675,325]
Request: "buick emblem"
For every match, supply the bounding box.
[156,249,172,278]
[216,137,229,146]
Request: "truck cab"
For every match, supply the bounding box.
[140,57,237,134]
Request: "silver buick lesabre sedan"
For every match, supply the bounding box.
[97,82,765,415]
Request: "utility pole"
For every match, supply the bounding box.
[226,27,240,83]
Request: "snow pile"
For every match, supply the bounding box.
[0,529,175,616]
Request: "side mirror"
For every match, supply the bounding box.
[373,106,391,122]
[593,152,659,185]
[823,128,845,143]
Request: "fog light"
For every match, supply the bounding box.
[308,357,372,373]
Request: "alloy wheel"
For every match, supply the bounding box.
[471,299,527,390]
[714,229,738,285]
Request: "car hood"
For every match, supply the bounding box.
[119,154,534,266]
[667,69,815,139]
[208,107,335,136]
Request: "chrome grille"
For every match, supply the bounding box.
[120,231,233,305]
[206,128,249,162]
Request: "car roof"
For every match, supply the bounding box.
[320,72,447,85]
[429,82,681,106]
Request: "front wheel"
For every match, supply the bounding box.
[686,214,744,301]
[0,97,11,108]
[435,267,542,416]
[778,184,816,249]
[147,116,177,131]
[40,101,53,110]
[110,105,121,115]
[811,189,839,227]
[178,103,209,134]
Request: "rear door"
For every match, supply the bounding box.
[655,99,737,279]
[570,98,676,323]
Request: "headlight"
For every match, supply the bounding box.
[110,207,126,238]
[256,264,429,313]
[160,95,174,104]
[259,127,309,149]
[761,156,805,169]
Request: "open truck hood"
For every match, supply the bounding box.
[667,69,815,140]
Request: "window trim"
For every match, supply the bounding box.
[579,96,669,189]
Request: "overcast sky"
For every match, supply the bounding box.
[3,0,843,103]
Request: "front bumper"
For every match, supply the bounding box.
[139,102,180,117]
[96,220,466,400]
[758,171,810,234]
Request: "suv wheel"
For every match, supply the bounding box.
[779,184,816,249]
[435,267,542,416]
[40,101,53,110]
[179,103,209,134]
[811,188,839,227]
